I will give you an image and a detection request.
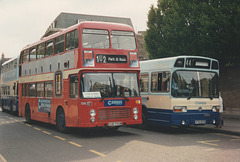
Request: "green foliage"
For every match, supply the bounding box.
[145,0,240,68]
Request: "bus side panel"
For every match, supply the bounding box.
[142,95,171,110]
[147,108,173,126]
[142,95,172,126]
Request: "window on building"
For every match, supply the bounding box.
[140,73,149,92]
[29,47,36,61]
[45,81,53,98]
[37,43,44,59]
[45,39,53,57]
[29,83,36,97]
[69,75,78,98]
[55,35,64,54]
[151,71,170,92]
[7,86,10,95]
[66,30,79,51]
[36,82,44,97]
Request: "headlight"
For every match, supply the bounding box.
[90,109,96,117]
[90,117,95,123]
[134,115,138,120]
[182,107,187,112]
[212,106,220,112]
[133,107,139,114]
[173,106,187,112]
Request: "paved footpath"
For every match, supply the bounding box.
[201,118,240,134]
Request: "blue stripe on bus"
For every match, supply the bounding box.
[145,108,220,126]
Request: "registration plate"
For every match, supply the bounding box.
[195,120,206,125]
[108,122,122,126]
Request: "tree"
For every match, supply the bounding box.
[145,0,240,68]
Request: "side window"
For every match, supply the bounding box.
[25,83,29,97]
[29,83,36,97]
[13,59,17,69]
[37,43,44,59]
[9,61,13,70]
[55,35,64,54]
[69,75,78,98]
[36,82,44,97]
[55,71,62,97]
[45,81,53,98]
[45,39,53,57]
[22,49,29,63]
[140,73,149,92]
[151,71,170,92]
[66,30,79,51]
[22,84,25,96]
[29,47,36,61]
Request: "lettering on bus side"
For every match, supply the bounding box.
[104,100,125,107]
[38,99,51,113]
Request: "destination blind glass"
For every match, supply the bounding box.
[96,54,127,64]
[185,58,210,69]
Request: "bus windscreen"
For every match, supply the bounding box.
[81,73,140,98]
[171,71,219,99]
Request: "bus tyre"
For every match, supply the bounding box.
[56,108,68,133]
[142,106,149,128]
[25,105,32,124]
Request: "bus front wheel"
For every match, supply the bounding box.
[56,108,68,133]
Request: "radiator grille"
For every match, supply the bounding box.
[98,108,131,120]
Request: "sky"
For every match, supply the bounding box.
[0,0,157,58]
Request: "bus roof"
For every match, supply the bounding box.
[21,21,134,51]
[140,55,219,71]
[2,56,18,66]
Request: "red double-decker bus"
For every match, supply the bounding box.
[18,21,142,132]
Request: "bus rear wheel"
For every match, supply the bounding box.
[25,104,32,124]
[56,108,68,133]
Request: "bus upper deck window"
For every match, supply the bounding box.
[82,29,109,49]
[45,39,53,57]
[66,30,79,51]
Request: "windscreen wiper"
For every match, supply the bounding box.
[187,94,192,100]
[187,87,194,100]
[100,96,106,102]
[209,94,213,100]
[123,95,129,101]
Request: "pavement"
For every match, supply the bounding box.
[200,117,240,134]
